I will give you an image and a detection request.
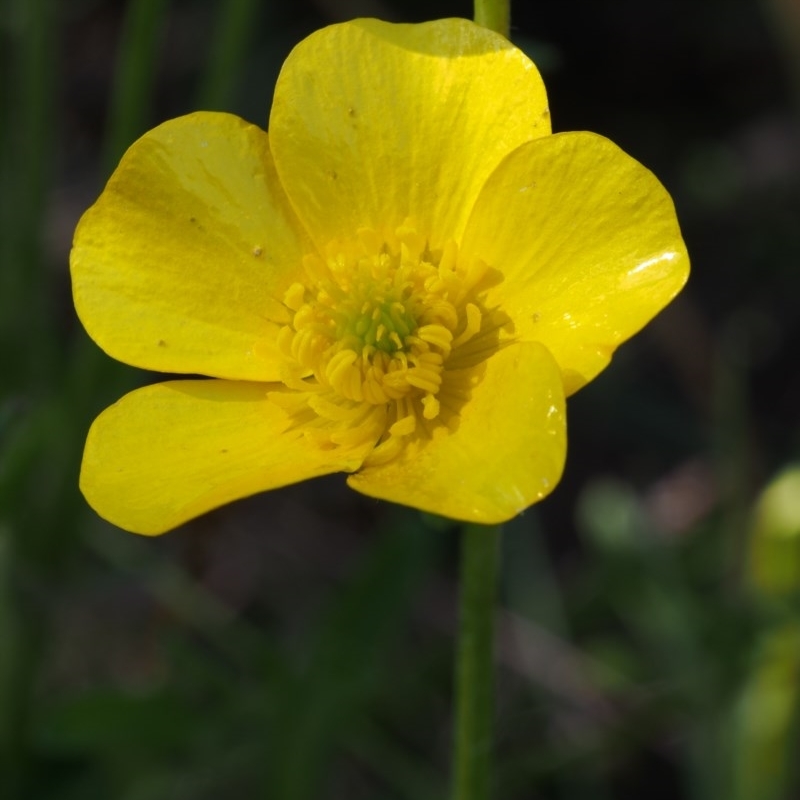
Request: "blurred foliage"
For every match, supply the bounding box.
[1,0,800,798]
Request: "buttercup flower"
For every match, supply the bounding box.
[72,18,689,535]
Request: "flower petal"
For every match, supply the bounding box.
[347,342,566,523]
[71,112,312,381]
[269,18,550,249]
[80,380,372,535]
[462,132,690,395]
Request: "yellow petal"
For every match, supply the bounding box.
[71,112,312,381]
[462,132,690,395]
[347,342,566,523]
[269,18,550,249]
[80,381,372,535]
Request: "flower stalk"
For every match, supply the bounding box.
[450,10,509,798]
[474,0,510,38]
[451,523,502,800]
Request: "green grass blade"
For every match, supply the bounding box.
[103,0,170,173]
[195,0,260,111]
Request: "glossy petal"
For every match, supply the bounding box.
[269,18,550,249]
[71,112,312,381]
[462,132,690,395]
[80,380,372,535]
[348,342,566,523]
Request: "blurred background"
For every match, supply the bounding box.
[2,0,800,797]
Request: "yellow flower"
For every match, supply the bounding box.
[71,18,689,535]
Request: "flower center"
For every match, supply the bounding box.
[274,221,499,464]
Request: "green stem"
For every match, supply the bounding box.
[474,0,511,38]
[451,524,502,800]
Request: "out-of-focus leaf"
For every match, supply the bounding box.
[37,688,195,753]
[732,623,800,800]
[269,512,438,800]
[748,465,800,597]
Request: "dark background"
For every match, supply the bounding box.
[2,0,799,797]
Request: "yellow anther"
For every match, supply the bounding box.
[308,393,364,422]
[422,393,440,420]
[364,435,404,467]
[464,257,490,293]
[424,301,458,330]
[413,350,444,368]
[390,414,416,437]
[331,413,382,446]
[417,324,453,354]
[326,349,357,385]
[363,377,389,404]
[406,370,441,394]
[396,219,425,258]
[284,282,307,311]
[438,240,458,274]
[345,363,364,402]
[276,325,295,358]
[452,303,482,349]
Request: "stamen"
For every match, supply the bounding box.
[417,324,453,355]
[284,282,307,311]
[406,369,441,394]
[452,303,482,349]
[390,414,416,437]
[438,239,458,274]
[421,394,440,420]
[308,393,366,422]
[275,222,497,464]
[364,434,404,466]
